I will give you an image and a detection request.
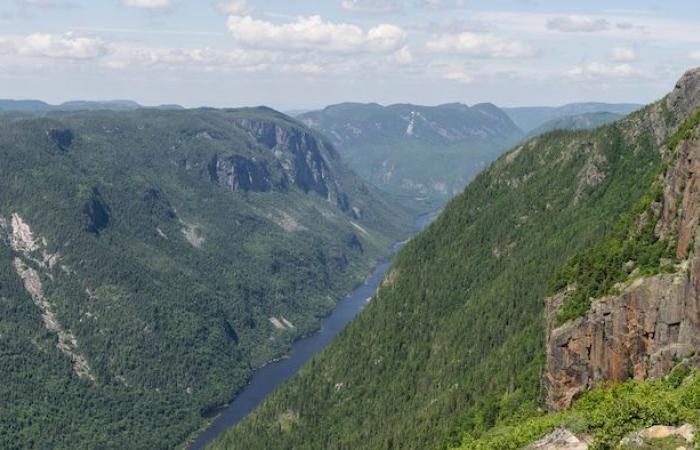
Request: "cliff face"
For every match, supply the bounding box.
[544,71,700,410]
[233,117,332,197]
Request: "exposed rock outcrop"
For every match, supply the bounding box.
[620,424,695,446]
[4,214,95,382]
[233,118,332,197]
[524,428,591,450]
[667,69,700,122]
[544,267,699,410]
[209,155,275,192]
[544,83,700,410]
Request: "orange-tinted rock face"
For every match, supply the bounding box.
[544,76,700,411]
[544,270,699,411]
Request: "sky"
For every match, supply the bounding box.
[1,0,699,110]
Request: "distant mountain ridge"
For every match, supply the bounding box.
[298,102,523,209]
[0,99,182,112]
[503,102,642,133]
[525,111,623,139]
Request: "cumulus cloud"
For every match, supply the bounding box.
[426,32,536,58]
[99,43,368,76]
[216,0,250,15]
[341,0,400,14]
[14,32,107,59]
[611,47,636,62]
[567,62,639,79]
[226,15,406,54]
[101,45,275,72]
[121,0,170,9]
[547,15,609,33]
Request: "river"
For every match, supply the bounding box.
[187,211,437,450]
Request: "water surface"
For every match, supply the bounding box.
[188,212,436,449]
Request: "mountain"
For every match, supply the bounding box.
[55,100,142,111]
[0,99,183,112]
[503,102,642,133]
[298,102,523,210]
[0,99,52,111]
[525,111,622,139]
[0,107,412,449]
[210,69,700,450]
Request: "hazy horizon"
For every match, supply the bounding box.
[1,0,699,110]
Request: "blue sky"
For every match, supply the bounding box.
[1,0,699,110]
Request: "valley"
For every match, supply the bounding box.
[187,211,436,449]
[209,69,700,450]
[2,3,697,448]
[298,102,524,211]
[0,107,414,449]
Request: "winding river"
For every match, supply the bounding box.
[187,212,437,450]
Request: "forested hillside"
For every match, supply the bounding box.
[299,102,523,210]
[0,107,412,449]
[211,70,700,450]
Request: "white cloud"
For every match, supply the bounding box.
[420,0,467,8]
[341,0,400,14]
[547,15,610,32]
[226,15,406,54]
[121,0,170,9]
[690,51,700,60]
[390,45,413,64]
[15,32,107,59]
[426,32,536,58]
[611,47,636,62]
[443,71,473,83]
[567,62,639,79]
[102,45,274,71]
[216,0,250,15]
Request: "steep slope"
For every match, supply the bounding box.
[211,69,700,450]
[544,85,700,411]
[526,112,622,139]
[504,102,642,134]
[298,102,523,210]
[0,107,412,449]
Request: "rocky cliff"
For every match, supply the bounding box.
[544,68,700,411]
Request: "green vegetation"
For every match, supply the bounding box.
[550,179,674,324]
[551,107,700,325]
[457,367,700,450]
[211,105,668,449]
[299,102,523,211]
[0,108,412,449]
[668,108,700,151]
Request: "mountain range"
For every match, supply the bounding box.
[0,106,412,449]
[0,99,185,112]
[0,81,683,450]
[298,102,524,209]
[211,69,700,450]
[502,102,642,133]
